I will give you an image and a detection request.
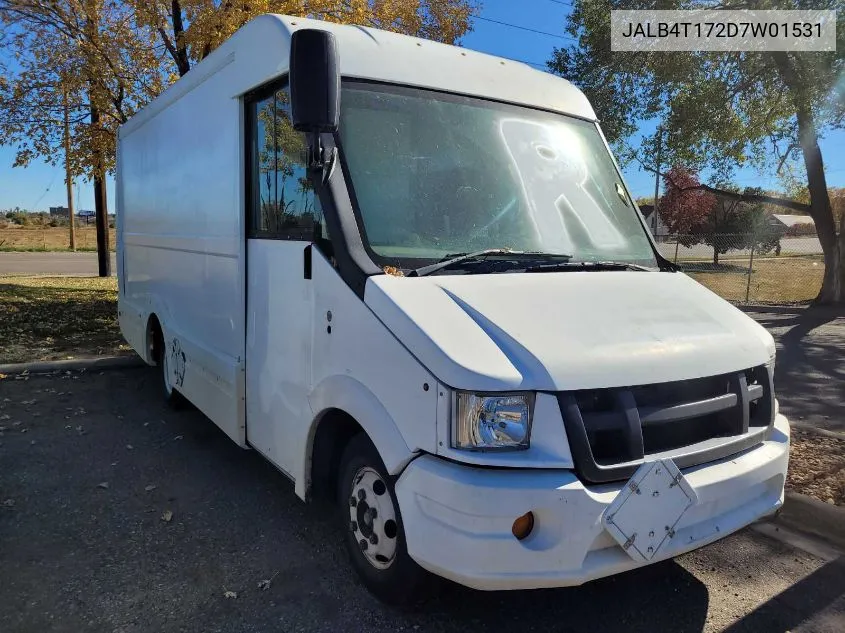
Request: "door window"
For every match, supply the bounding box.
[247,82,324,240]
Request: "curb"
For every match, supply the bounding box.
[0,354,146,375]
[790,421,845,440]
[774,492,845,552]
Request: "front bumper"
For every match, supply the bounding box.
[395,413,789,591]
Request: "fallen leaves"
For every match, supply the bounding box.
[97,482,110,489]
[257,571,279,591]
[223,590,237,599]
[787,429,845,506]
[0,275,127,364]
[144,484,157,492]
[2,498,15,507]
[161,510,173,522]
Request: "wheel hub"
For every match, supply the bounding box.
[349,466,397,570]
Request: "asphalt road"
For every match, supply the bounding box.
[745,306,845,436]
[0,238,825,276]
[1,368,843,632]
[655,237,823,260]
[0,252,116,275]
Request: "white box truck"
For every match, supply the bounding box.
[117,14,790,604]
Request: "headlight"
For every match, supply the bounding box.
[452,392,534,451]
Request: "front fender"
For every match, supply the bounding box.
[306,374,416,483]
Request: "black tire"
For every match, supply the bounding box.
[153,329,185,409]
[337,434,432,605]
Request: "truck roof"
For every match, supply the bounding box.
[121,14,595,138]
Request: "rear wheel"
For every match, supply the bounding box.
[337,434,431,605]
[152,326,184,408]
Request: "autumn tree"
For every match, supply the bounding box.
[1,0,476,273]
[659,166,716,238]
[550,0,845,303]
[132,1,476,78]
[0,0,166,273]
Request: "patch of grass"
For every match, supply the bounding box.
[0,227,116,252]
[0,246,101,252]
[687,256,824,304]
[0,276,130,364]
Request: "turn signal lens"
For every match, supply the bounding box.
[512,511,535,541]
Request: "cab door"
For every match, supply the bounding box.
[244,79,324,478]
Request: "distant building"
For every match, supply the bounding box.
[49,206,96,218]
[769,214,815,230]
[48,207,115,224]
[639,204,672,238]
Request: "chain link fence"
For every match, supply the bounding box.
[0,225,825,304]
[0,226,116,252]
[655,233,824,304]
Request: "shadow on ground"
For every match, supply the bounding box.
[745,305,845,435]
[1,368,842,632]
[1,368,709,633]
[723,557,845,633]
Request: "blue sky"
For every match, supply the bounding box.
[1,0,843,210]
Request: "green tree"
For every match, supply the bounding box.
[550,1,845,303]
[696,186,782,264]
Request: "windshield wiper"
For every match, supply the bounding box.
[525,261,652,273]
[408,249,572,277]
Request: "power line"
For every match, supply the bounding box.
[473,15,578,43]
[546,0,575,6]
[29,171,59,211]
[499,55,550,69]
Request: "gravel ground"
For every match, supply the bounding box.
[787,430,845,506]
[1,368,844,632]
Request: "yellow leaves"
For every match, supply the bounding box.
[2,0,475,200]
[167,0,475,65]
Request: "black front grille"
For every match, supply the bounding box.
[558,365,774,484]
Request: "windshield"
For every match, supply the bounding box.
[338,81,657,268]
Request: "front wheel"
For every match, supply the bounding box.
[337,434,432,605]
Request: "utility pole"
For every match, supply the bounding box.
[62,83,76,251]
[652,126,662,235]
[90,101,111,277]
[84,3,110,277]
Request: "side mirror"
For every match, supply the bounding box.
[290,29,340,134]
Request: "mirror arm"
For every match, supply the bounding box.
[305,132,337,185]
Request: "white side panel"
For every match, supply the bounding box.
[118,48,244,446]
[245,240,313,477]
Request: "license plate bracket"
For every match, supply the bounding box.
[602,458,697,562]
